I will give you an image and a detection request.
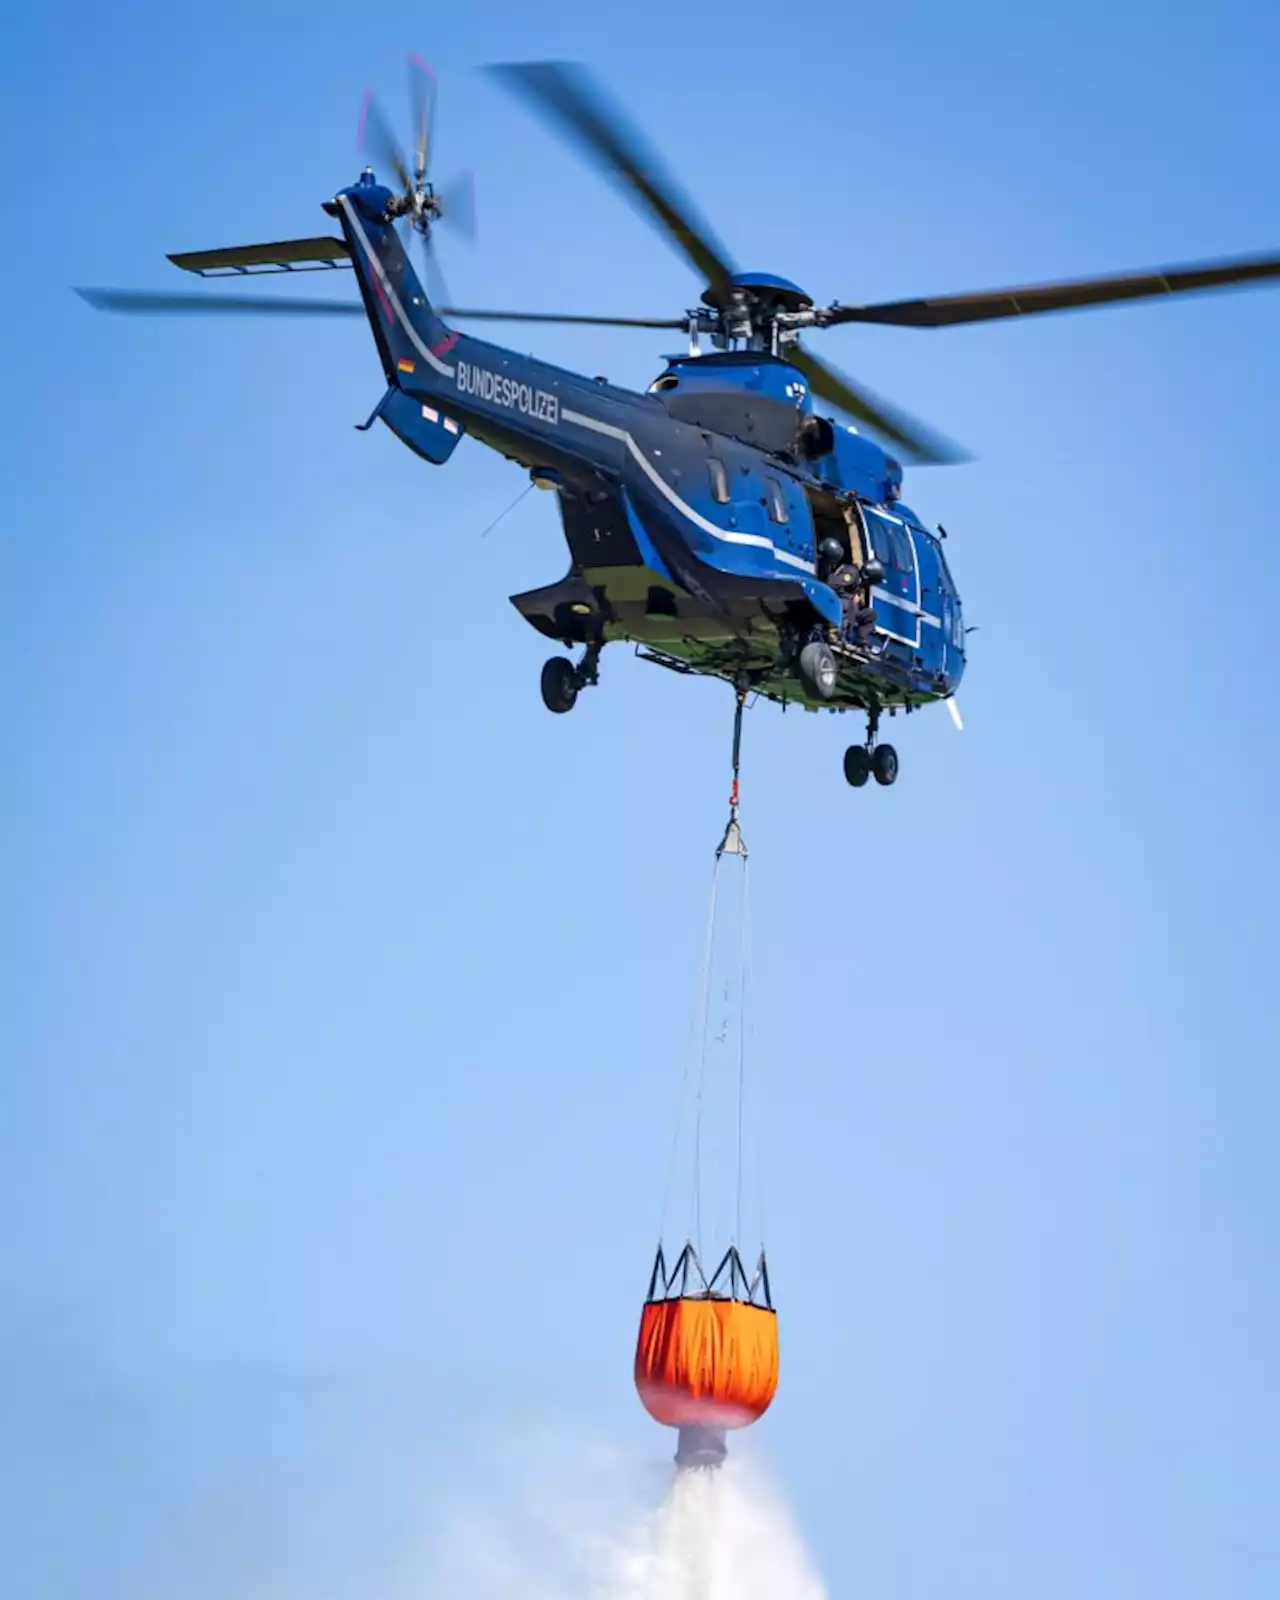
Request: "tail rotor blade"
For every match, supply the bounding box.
[408,53,438,184]
[412,223,453,313]
[359,89,411,193]
[946,698,964,732]
[438,171,476,244]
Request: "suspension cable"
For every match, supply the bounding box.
[735,851,751,1248]
[659,681,755,1272]
[657,852,721,1252]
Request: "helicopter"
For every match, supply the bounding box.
[78,58,1280,789]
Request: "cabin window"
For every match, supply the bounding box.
[765,477,788,523]
[708,457,730,504]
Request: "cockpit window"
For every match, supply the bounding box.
[765,476,788,523]
[933,538,963,647]
[708,458,730,504]
[863,509,887,565]
[865,509,913,578]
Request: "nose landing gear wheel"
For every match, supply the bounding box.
[843,746,871,787]
[872,744,899,786]
[540,656,579,714]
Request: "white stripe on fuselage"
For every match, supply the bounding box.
[340,195,815,577]
[871,588,942,627]
[339,195,456,379]
[560,408,815,574]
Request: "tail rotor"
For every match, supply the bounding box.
[359,53,476,300]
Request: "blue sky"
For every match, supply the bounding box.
[4,0,1280,1594]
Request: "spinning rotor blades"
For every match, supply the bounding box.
[357,89,411,195]
[432,307,679,327]
[80,55,1280,470]
[486,59,966,460]
[786,344,968,467]
[76,288,364,315]
[437,171,477,244]
[74,285,679,327]
[823,249,1280,328]
[485,60,736,299]
[409,53,437,186]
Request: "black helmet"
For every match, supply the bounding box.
[817,536,844,565]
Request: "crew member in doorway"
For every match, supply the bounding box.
[850,598,877,648]
[818,537,877,648]
[818,537,862,604]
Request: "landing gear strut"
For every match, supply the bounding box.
[540,640,602,714]
[844,704,898,788]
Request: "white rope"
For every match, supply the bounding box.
[656,690,761,1271]
[657,849,722,1253]
[691,851,726,1263]
[735,855,751,1249]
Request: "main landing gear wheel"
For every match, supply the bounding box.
[845,704,899,789]
[797,640,837,701]
[872,744,899,786]
[843,746,871,787]
[540,656,579,714]
[540,640,603,713]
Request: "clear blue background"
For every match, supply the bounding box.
[4,1,1280,1594]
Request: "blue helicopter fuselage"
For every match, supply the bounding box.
[332,173,966,717]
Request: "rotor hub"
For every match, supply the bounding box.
[700,272,813,315]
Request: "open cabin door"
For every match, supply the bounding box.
[805,487,867,569]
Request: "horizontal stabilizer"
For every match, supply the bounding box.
[168,237,352,277]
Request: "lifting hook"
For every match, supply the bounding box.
[716,680,750,860]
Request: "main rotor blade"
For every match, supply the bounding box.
[408,54,438,184]
[823,248,1280,329]
[787,343,968,466]
[76,287,366,315]
[437,307,682,328]
[76,286,681,327]
[485,60,736,297]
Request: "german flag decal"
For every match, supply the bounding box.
[397,358,415,374]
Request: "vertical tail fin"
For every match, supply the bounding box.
[328,177,458,389]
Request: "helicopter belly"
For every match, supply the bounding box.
[509,480,834,670]
[508,567,786,670]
